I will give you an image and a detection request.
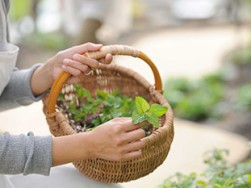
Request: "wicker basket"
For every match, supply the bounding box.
[43,45,174,183]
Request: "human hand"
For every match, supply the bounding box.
[31,43,112,95]
[49,43,112,84]
[51,117,145,166]
[88,117,146,161]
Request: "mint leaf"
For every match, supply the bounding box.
[135,96,150,114]
[132,96,168,128]
[149,104,168,116]
[146,112,159,127]
[132,111,148,124]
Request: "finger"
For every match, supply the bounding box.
[123,151,141,161]
[98,54,113,64]
[108,118,135,131]
[124,120,150,132]
[109,117,148,132]
[125,128,145,143]
[122,147,143,161]
[73,43,103,54]
[72,54,99,69]
[62,64,82,77]
[63,59,90,73]
[126,140,145,152]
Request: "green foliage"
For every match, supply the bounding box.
[236,83,251,110]
[164,73,225,121]
[132,96,168,127]
[160,172,198,188]
[164,44,251,122]
[160,149,251,188]
[227,46,251,65]
[22,32,68,51]
[67,87,135,130]
[58,85,167,132]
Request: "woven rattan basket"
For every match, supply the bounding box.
[43,45,174,183]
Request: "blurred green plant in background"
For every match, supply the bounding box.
[21,32,68,51]
[163,73,226,122]
[160,148,251,188]
[164,41,251,123]
[226,45,251,66]
[236,83,251,111]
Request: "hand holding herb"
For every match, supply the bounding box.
[87,117,145,161]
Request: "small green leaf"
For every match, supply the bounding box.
[96,90,108,99]
[145,112,159,127]
[149,104,168,116]
[135,96,150,114]
[132,111,148,124]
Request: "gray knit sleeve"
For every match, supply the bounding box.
[0,64,48,112]
[0,132,52,175]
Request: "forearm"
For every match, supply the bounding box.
[30,61,54,96]
[0,130,94,175]
[52,132,93,166]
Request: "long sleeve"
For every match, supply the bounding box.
[0,64,47,112]
[0,0,53,176]
[0,132,52,175]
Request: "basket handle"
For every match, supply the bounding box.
[47,45,162,113]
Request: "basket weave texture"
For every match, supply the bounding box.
[43,45,174,183]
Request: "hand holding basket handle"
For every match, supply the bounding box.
[44,44,174,183]
[47,45,162,114]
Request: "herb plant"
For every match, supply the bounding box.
[58,84,168,133]
[132,96,168,128]
[164,73,225,121]
[160,149,251,188]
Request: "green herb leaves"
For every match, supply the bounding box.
[58,85,168,133]
[132,96,168,127]
[161,149,251,187]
